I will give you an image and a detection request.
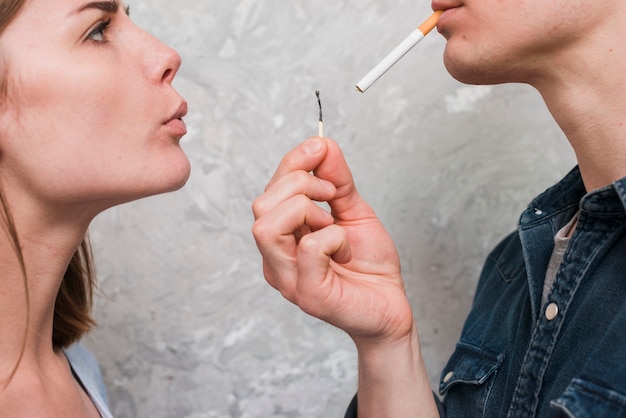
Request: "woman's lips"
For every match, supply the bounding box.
[165,117,187,136]
[164,101,188,136]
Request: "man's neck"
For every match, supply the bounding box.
[534,35,626,191]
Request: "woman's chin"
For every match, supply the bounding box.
[159,157,192,193]
[114,158,192,206]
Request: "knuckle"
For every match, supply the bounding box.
[251,219,270,241]
[278,286,296,303]
[290,171,312,191]
[251,196,268,218]
[291,193,310,208]
[297,233,321,254]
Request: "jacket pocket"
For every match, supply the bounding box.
[550,378,626,418]
[439,342,504,416]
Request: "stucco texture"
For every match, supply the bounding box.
[86,1,576,417]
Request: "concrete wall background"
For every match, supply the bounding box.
[86,1,577,417]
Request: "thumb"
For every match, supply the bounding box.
[314,138,375,221]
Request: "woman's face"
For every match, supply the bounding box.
[0,0,190,214]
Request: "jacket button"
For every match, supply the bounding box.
[443,371,454,383]
[545,303,559,321]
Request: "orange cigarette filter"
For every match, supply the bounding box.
[418,10,443,35]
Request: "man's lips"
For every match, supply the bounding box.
[431,1,462,13]
[431,3,462,33]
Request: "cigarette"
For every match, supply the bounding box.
[356,10,442,93]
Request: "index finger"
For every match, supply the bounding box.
[266,137,329,190]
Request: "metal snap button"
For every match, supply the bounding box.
[443,371,454,383]
[545,303,559,321]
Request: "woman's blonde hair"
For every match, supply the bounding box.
[0,0,97,352]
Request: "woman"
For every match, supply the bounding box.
[252,0,626,416]
[0,0,190,416]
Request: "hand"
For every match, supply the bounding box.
[252,137,414,346]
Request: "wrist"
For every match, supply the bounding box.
[354,326,439,418]
[355,324,422,378]
[351,311,417,354]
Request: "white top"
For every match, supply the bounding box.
[64,343,114,418]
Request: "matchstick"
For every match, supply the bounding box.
[315,90,324,137]
[356,10,443,93]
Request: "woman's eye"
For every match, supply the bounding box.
[87,19,111,42]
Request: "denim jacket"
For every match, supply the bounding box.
[346,167,626,417]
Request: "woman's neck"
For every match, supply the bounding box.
[0,204,90,379]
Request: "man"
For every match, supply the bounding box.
[252,1,626,416]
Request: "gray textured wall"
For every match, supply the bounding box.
[86,1,577,417]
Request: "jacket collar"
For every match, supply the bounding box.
[520,166,626,230]
[613,176,626,212]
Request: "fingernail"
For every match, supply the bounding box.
[303,138,322,155]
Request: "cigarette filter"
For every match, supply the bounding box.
[356,10,442,93]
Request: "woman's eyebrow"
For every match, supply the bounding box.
[78,0,119,14]
[77,0,129,16]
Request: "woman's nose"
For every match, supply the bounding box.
[138,28,182,85]
[159,44,182,84]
